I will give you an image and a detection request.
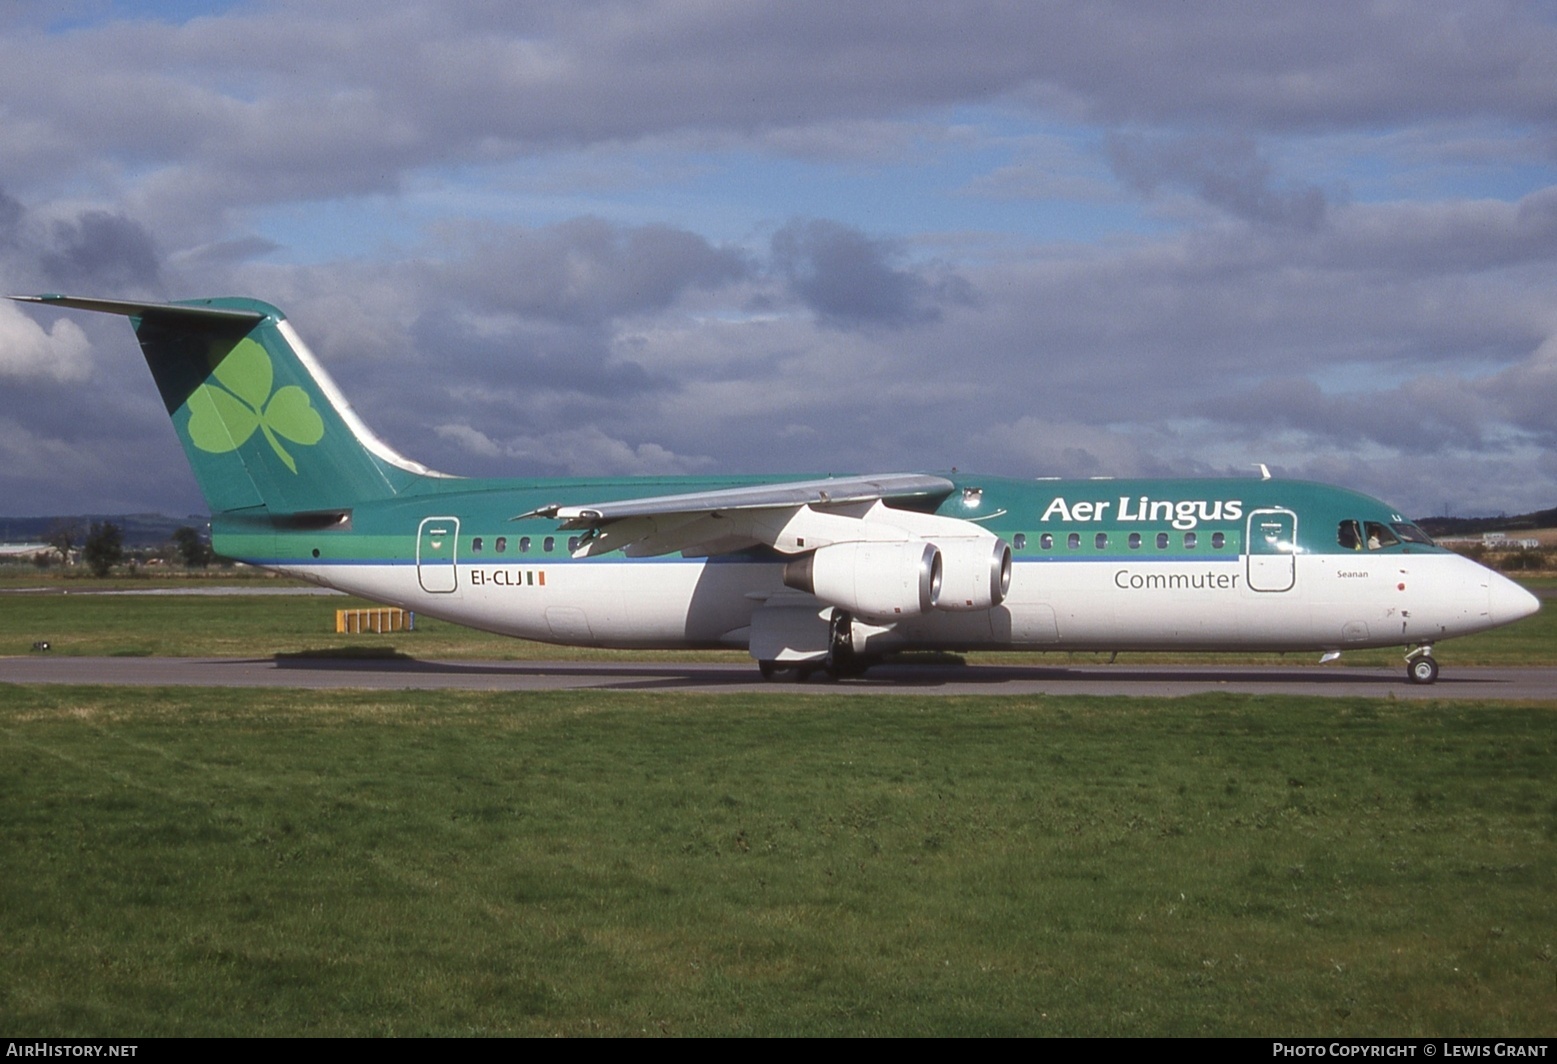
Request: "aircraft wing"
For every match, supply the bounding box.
[516,473,957,558]
[523,473,954,526]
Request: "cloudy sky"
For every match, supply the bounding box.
[3,0,1556,519]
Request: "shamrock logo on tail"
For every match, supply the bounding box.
[185,339,325,473]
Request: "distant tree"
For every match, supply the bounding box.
[82,521,125,578]
[46,521,79,566]
[171,526,213,569]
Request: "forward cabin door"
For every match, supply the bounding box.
[1246,508,1297,592]
[417,516,460,593]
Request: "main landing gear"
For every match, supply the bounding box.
[1405,645,1439,685]
[757,610,876,682]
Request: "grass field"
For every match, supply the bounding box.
[2,574,1552,1035]
[1,686,1553,1036]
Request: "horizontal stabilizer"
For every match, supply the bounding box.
[11,294,266,324]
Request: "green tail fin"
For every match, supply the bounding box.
[14,295,444,515]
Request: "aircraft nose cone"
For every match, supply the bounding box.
[1488,573,1540,627]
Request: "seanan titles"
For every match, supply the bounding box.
[1040,495,1244,531]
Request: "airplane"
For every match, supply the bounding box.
[13,294,1541,685]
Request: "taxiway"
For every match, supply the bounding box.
[2,656,1555,699]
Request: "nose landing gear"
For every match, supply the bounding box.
[1405,646,1438,685]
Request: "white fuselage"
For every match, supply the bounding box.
[283,547,1532,655]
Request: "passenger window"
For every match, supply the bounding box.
[543,536,555,553]
[1184,532,1197,550]
[1067,533,1081,550]
[1128,532,1141,550]
[519,536,531,553]
[1211,532,1226,550]
[471,536,483,553]
[1338,520,1362,551]
[1013,533,1027,550]
[1363,522,1399,550]
[567,536,580,552]
[1156,532,1169,550]
[1094,532,1108,550]
[495,536,507,554]
[1040,533,1053,550]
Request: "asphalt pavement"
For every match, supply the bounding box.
[3,655,1555,699]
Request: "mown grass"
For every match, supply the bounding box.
[1,578,1551,667]
[0,565,303,591]
[0,589,752,662]
[2,686,1553,1036]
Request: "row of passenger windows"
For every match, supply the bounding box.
[469,535,580,555]
[473,532,1236,555]
[474,532,1229,555]
[468,524,1432,556]
[473,530,1250,555]
[1013,531,1229,552]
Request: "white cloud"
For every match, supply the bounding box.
[0,302,92,382]
[435,423,714,477]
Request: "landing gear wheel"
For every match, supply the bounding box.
[1407,654,1439,685]
[757,660,779,681]
[824,609,867,680]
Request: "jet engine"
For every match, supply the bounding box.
[782,533,1011,619]
[933,537,1012,611]
[783,541,941,618]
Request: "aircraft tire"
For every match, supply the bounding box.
[1407,655,1439,685]
[757,660,779,681]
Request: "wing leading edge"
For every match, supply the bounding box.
[516,473,958,559]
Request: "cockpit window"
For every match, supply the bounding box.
[1337,520,1362,551]
[1390,522,1435,546]
[1363,521,1400,550]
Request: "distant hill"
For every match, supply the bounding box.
[0,514,208,549]
[1417,506,1557,538]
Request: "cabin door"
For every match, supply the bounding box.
[1245,509,1297,592]
[417,516,460,593]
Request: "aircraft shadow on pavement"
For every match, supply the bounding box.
[243,655,1482,690]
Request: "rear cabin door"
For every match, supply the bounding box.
[417,516,460,593]
[1246,508,1297,593]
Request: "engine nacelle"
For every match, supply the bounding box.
[783,541,941,619]
[932,537,1011,611]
